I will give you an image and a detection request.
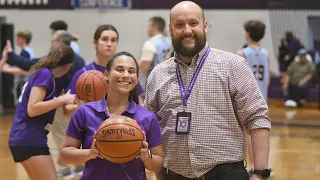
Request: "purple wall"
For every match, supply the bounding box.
[131,0,320,9]
[0,0,319,10]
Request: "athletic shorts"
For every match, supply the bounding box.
[9,146,50,163]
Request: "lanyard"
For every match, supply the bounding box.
[176,47,210,107]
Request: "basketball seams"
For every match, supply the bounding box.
[97,142,142,159]
[77,70,108,102]
[95,120,144,162]
[92,73,96,101]
[95,73,108,94]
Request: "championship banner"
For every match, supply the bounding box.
[0,0,72,9]
[72,0,131,9]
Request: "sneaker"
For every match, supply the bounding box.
[284,100,297,108]
[57,169,74,180]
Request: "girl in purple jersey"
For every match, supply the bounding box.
[63,24,120,116]
[8,45,76,180]
[60,52,163,180]
[64,25,144,116]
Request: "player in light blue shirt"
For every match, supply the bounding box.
[237,20,274,178]
[238,21,269,101]
[139,16,173,92]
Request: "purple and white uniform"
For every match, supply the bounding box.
[9,68,56,147]
[66,95,162,180]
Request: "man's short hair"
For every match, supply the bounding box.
[243,20,266,42]
[55,30,72,46]
[149,16,166,32]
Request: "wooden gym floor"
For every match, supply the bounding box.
[0,99,319,180]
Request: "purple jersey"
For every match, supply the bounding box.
[9,68,56,147]
[67,61,144,96]
[65,95,162,180]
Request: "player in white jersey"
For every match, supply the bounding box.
[237,20,274,178]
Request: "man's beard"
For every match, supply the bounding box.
[172,31,206,58]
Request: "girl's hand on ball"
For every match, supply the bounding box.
[136,132,150,162]
[89,131,104,160]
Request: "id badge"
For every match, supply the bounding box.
[175,112,191,134]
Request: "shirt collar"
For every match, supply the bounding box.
[92,61,106,71]
[96,95,136,115]
[174,42,209,66]
[151,33,163,38]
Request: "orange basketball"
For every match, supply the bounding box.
[95,116,144,164]
[76,70,109,102]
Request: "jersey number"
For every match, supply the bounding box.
[18,82,29,103]
[252,65,264,81]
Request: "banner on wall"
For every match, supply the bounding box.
[0,0,72,9]
[72,0,131,9]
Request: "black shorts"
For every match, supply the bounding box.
[9,146,51,163]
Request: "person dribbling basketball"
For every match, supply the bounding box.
[60,51,163,180]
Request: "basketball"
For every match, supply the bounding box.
[76,70,109,102]
[95,116,144,164]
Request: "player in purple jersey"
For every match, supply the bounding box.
[8,45,76,180]
[64,24,144,116]
[60,52,163,180]
[57,25,120,177]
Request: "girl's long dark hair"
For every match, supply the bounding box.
[106,51,140,104]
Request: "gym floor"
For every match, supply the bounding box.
[0,99,319,180]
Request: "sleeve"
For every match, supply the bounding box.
[139,41,156,63]
[70,41,80,55]
[230,56,271,133]
[146,113,162,148]
[7,52,39,71]
[65,105,86,140]
[32,68,53,90]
